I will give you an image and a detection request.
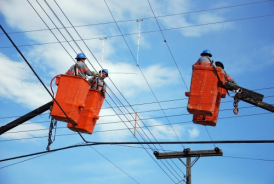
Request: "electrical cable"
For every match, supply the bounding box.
[1,93,273,120]
[2,104,274,135]
[147,0,188,90]
[1,111,273,143]
[2,140,274,163]
[0,0,272,36]
[1,13,274,49]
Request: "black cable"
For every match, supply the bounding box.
[1,0,272,36]
[1,13,274,49]
[222,156,274,161]
[1,110,273,143]
[2,106,274,135]
[2,140,274,163]
[1,93,273,120]
[147,0,188,90]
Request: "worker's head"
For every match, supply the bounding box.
[215,61,224,69]
[200,49,212,57]
[75,53,87,62]
[99,69,108,79]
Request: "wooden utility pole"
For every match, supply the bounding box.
[154,148,223,184]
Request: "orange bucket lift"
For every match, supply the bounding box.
[50,74,105,134]
[185,65,226,126]
[67,89,105,134]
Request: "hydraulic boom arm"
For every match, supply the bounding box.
[223,82,274,113]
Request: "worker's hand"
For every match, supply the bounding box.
[102,92,106,98]
[94,72,99,77]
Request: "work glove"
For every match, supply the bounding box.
[102,92,106,98]
[94,72,99,77]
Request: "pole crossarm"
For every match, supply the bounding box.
[153,148,223,159]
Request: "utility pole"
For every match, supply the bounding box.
[154,147,223,184]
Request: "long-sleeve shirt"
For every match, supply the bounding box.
[195,56,214,66]
[89,77,107,93]
[66,62,96,78]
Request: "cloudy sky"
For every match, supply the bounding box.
[0,0,274,183]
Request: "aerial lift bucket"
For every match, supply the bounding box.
[185,65,225,116]
[50,74,90,125]
[67,89,105,134]
[192,94,222,126]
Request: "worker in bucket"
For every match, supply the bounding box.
[66,53,98,78]
[215,61,237,84]
[89,69,108,98]
[195,49,215,66]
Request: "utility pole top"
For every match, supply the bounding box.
[154,147,223,159]
[153,148,223,184]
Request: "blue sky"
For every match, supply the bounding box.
[0,0,274,183]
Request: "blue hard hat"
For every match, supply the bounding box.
[200,49,212,57]
[75,53,87,59]
[100,69,108,77]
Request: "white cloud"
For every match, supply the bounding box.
[139,118,185,140]
[1,121,48,140]
[150,0,234,37]
[187,128,199,138]
[0,53,51,108]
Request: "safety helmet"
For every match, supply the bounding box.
[99,69,108,77]
[200,49,212,57]
[215,61,224,69]
[75,53,87,59]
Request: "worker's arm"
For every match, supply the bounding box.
[224,71,237,85]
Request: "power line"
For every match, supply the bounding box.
[1,92,273,120]
[2,140,274,163]
[147,0,188,90]
[1,13,274,49]
[223,156,274,162]
[0,0,272,36]
[1,111,273,142]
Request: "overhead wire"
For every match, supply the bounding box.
[0,93,273,120]
[1,13,274,49]
[147,0,188,90]
[1,111,273,142]
[0,0,272,36]
[2,140,274,163]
